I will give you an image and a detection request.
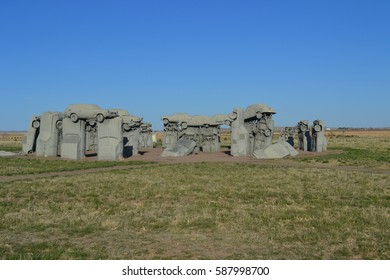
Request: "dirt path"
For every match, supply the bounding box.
[1,148,389,183]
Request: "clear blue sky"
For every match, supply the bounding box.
[1,0,389,131]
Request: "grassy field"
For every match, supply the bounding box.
[293,131,390,169]
[0,132,389,259]
[0,141,22,152]
[0,157,153,176]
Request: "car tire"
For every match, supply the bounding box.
[96,113,105,123]
[123,123,131,131]
[56,120,63,130]
[229,112,237,120]
[32,120,40,129]
[70,113,79,123]
[314,124,322,132]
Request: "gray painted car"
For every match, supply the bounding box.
[64,104,118,123]
[22,115,41,154]
[109,109,143,131]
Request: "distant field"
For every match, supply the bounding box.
[0,132,24,142]
[327,130,390,137]
[292,130,390,169]
[0,130,389,259]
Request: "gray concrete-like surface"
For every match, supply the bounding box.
[161,113,230,155]
[253,141,299,159]
[162,122,180,148]
[161,138,197,157]
[230,108,250,157]
[23,104,152,160]
[280,126,297,147]
[123,129,140,158]
[139,123,153,148]
[86,121,98,152]
[61,118,86,160]
[115,110,143,157]
[230,104,276,157]
[312,120,327,152]
[98,117,123,161]
[22,116,40,155]
[297,120,311,152]
[22,103,328,161]
[64,104,118,123]
[36,112,63,157]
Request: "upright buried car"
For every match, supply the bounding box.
[22,116,41,154]
[64,104,118,123]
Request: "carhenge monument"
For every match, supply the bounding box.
[229,104,276,157]
[311,120,327,152]
[295,119,328,152]
[160,113,230,157]
[160,103,327,158]
[23,103,328,160]
[22,104,152,160]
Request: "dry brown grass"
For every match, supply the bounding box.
[1,129,389,260]
[1,163,389,260]
[327,130,390,137]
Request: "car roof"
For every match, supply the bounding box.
[66,104,103,110]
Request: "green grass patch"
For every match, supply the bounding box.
[0,143,22,152]
[153,139,163,148]
[291,134,390,168]
[0,157,154,176]
[0,241,102,260]
[294,147,390,167]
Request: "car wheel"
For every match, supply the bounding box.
[123,123,131,131]
[56,120,63,130]
[264,129,271,137]
[300,125,307,132]
[181,122,188,129]
[229,112,237,120]
[96,113,105,123]
[314,124,322,132]
[70,113,79,123]
[32,120,40,129]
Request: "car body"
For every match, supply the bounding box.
[22,116,41,154]
[244,104,276,120]
[140,122,152,132]
[64,104,118,123]
[109,109,143,131]
[110,109,143,123]
[161,113,191,125]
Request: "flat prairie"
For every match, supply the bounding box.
[0,130,389,259]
